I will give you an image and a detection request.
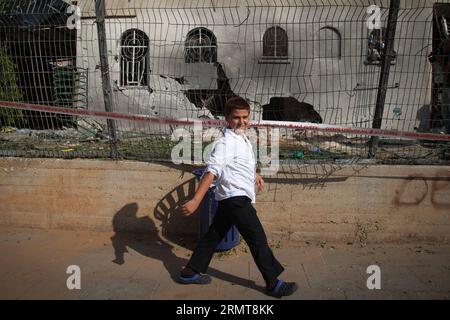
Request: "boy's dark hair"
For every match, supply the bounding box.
[224,96,250,118]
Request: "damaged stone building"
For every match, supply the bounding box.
[1,0,448,134]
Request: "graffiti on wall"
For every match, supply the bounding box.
[392,171,450,209]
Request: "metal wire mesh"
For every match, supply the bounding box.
[0,0,449,164]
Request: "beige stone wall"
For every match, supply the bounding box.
[1,157,449,244]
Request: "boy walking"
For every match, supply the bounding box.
[179,96,297,298]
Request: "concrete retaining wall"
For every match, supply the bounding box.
[1,157,449,244]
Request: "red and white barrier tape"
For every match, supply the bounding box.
[1,101,450,142]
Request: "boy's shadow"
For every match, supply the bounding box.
[110,180,264,293]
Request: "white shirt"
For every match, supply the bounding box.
[205,127,256,203]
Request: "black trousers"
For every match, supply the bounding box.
[187,196,284,285]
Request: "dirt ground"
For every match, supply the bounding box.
[1,226,449,300]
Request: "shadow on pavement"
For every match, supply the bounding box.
[111,202,265,294]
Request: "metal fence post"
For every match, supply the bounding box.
[95,0,118,159]
[368,0,400,158]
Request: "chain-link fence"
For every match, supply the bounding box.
[0,0,449,165]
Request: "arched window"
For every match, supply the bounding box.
[262,26,288,58]
[316,26,341,59]
[364,27,396,65]
[120,29,149,87]
[185,27,217,63]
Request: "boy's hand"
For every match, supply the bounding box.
[256,174,265,192]
[181,198,201,215]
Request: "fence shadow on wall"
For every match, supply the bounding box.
[154,177,200,251]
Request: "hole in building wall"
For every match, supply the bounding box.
[262,97,322,123]
[184,62,235,117]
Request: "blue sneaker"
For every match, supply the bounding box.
[266,280,298,298]
[178,273,212,285]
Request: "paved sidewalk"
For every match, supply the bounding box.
[0,226,449,300]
